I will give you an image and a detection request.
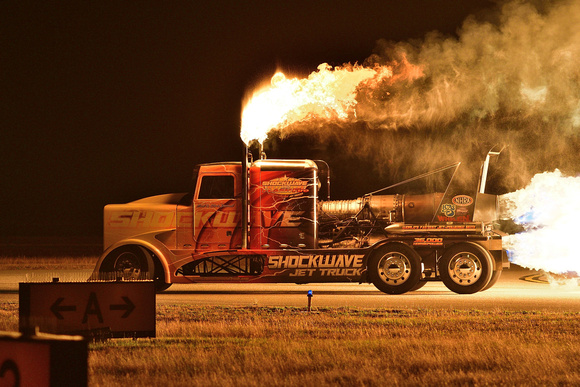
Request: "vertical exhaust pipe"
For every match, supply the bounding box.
[242,146,249,249]
[479,149,502,194]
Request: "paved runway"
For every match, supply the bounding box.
[1,266,578,312]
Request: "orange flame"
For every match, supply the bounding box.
[241,63,393,145]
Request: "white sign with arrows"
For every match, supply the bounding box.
[19,282,155,338]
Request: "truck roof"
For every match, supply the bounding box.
[197,161,241,167]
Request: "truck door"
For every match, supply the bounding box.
[193,172,242,251]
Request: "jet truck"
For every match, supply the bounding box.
[91,149,508,294]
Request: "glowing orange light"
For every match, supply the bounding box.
[241,63,393,146]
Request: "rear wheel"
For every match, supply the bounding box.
[482,266,502,291]
[368,243,422,294]
[410,280,428,291]
[438,243,493,294]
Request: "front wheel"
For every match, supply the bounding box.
[368,243,422,294]
[99,246,171,292]
[100,245,150,281]
[438,243,493,294]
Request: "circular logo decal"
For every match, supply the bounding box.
[452,195,474,206]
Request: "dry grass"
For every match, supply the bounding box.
[2,247,580,387]
[0,303,18,331]
[94,306,580,386]
[1,303,579,385]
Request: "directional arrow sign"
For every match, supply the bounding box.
[50,297,77,320]
[109,296,135,318]
[20,282,155,338]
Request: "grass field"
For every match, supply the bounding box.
[1,303,579,386]
[1,255,579,386]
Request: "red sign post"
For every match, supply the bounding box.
[0,331,87,386]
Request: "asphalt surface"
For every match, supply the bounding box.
[1,266,578,312]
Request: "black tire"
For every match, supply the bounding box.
[100,245,150,280]
[482,266,502,291]
[410,280,428,291]
[100,245,171,292]
[438,243,493,294]
[154,282,172,292]
[368,243,422,295]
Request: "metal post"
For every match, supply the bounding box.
[479,151,501,194]
[241,146,249,249]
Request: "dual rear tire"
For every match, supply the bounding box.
[369,242,497,295]
[368,243,423,294]
[438,243,494,294]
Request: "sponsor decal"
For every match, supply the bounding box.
[262,176,309,196]
[436,215,471,222]
[268,254,364,277]
[452,195,474,206]
[259,210,305,228]
[403,224,477,231]
[108,210,175,228]
[441,203,456,217]
[195,208,238,228]
[109,209,240,230]
[413,237,443,246]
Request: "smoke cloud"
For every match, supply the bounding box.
[363,0,580,189]
[275,0,580,192]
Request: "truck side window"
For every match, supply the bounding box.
[198,175,234,199]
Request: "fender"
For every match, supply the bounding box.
[92,230,188,284]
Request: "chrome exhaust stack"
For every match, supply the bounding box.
[241,146,250,249]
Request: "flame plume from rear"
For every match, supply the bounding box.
[501,170,580,276]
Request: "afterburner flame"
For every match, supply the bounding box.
[501,170,580,275]
[241,63,393,145]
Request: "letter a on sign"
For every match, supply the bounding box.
[82,292,104,324]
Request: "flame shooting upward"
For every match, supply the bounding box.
[239,0,580,279]
[241,63,394,145]
[501,170,580,275]
[240,0,580,188]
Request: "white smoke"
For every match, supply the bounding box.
[359,0,580,131]
[243,0,580,275]
[251,0,580,189]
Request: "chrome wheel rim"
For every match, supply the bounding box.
[448,253,481,285]
[114,252,142,280]
[378,253,411,284]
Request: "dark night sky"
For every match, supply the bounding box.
[1,1,494,237]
